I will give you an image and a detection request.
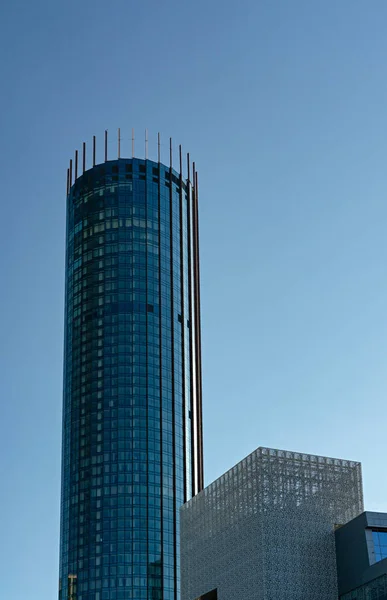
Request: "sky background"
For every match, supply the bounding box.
[1,0,387,598]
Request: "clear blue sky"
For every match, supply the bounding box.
[1,0,387,597]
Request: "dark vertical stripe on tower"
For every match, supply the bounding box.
[192,168,204,491]
[67,169,70,196]
[186,153,195,498]
[158,151,164,600]
[179,145,187,503]
[93,136,96,167]
[169,139,178,600]
[197,172,204,491]
[82,143,86,174]
[69,160,73,188]
[75,151,78,181]
[145,158,149,584]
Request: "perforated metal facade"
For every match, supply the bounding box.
[181,447,363,600]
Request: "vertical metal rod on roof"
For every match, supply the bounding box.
[132,128,135,157]
[82,142,86,174]
[93,136,96,167]
[75,150,78,180]
[66,168,70,195]
[170,138,173,168]
[192,161,196,197]
[187,153,190,183]
[104,130,108,162]
[145,129,148,159]
[179,145,182,176]
[158,132,161,163]
[118,128,121,159]
[69,159,73,188]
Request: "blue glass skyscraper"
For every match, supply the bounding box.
[59,132,203,600]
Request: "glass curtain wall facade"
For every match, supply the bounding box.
[59,139,203,600]
[340,575,387,600]
[335,511,387,600]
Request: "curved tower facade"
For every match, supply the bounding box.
[59,134,203,600]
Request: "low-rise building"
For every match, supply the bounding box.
[181,446,363,600]
[335,511,387,599]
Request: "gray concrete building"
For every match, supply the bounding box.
[181,446,363,600]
